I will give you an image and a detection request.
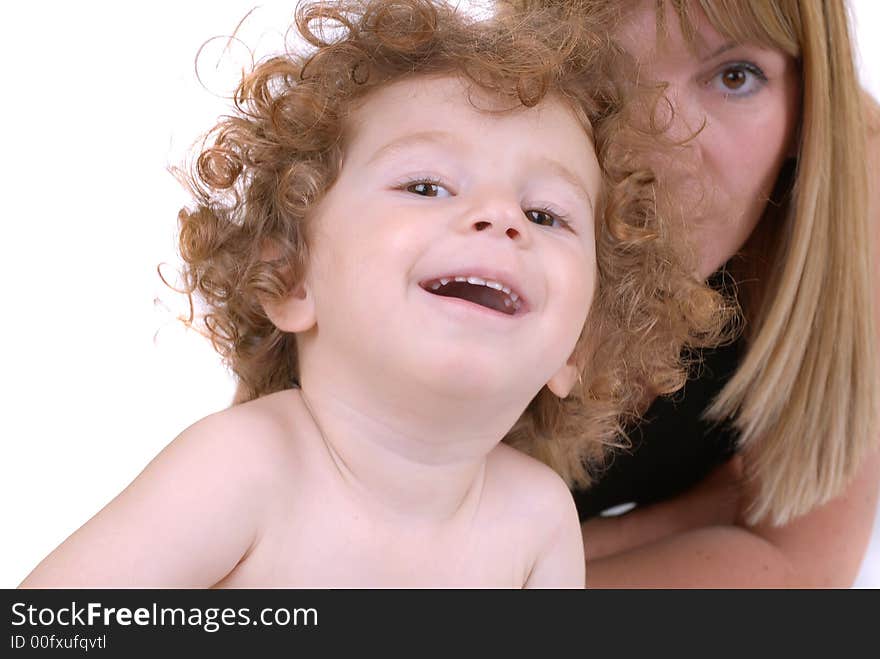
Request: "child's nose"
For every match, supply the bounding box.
[463,193,530,245]
[472,219,522,241]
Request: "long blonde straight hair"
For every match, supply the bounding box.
[505,0,878,526]
[679,0,877,526]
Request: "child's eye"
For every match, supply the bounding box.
[707,61,767,97]
[525,208,567,229]
[405,181,452,198]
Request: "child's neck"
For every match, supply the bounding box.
[294,371,525,522]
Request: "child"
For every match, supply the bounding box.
[20,0,728,587]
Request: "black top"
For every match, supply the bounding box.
[573,338,742,520]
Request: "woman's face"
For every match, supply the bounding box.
[617,1,801,277]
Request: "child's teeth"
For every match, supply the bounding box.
[430,274,520,308]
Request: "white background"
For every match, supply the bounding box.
[2,1,878,588]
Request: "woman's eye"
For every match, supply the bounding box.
[708,62,767,97]
[405,181,451,197]
[525,209,560,227]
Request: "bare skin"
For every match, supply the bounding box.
[21,390,583,588]
[580,2,880,588]
[584,450,880,587]
[20,76,598,588]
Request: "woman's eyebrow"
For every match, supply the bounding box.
[702,41,737,61]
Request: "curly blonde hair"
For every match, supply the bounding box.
[176,0,731,488]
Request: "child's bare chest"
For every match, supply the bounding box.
[218,489,536,588]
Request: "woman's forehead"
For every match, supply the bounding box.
[680,0,799,55]
[621,0,799,58]
[616,1,726,65]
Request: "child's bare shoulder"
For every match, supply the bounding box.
[20,389,307,588]
[484,444,584,587]
[149,391,303,506]
[178,389,304,471]
[484,443,578,527]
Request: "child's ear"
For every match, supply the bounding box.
[546,359,580,399]
[262,283,316,333]
[259,240,316,333]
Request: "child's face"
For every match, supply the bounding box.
[299,75,600,405]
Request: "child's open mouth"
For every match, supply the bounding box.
[419,275,523,315]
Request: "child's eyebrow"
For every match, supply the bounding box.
[364,130,594,211]
[534,156,595,212]
[365,130,462,166]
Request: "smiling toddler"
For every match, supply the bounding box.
[21,0,729,588]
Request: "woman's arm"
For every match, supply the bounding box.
[583,449,880,587]
[582,456,743,561]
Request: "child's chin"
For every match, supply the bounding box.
[410,355,540,403]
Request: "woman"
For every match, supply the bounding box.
[511,0,880,586]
